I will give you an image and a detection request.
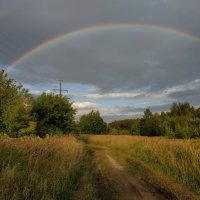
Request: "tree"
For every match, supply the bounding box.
[170,102,194,117]
[78,110,107,134]
[140,109,163,136]
[0,70,35,137]
[32,93,76,137]
[108,119,140,135]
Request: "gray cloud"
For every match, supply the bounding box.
[169,89,200,100]
[168,89,200,106]
[10,30,200,94]
[1,0,200,64]
[1,0,200,120]
[121,104,171,113]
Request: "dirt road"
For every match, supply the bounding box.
[92,145,167,200]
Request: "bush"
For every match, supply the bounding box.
[32,93,76,137]
[78,110,107,134]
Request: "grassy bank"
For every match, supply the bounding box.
[86,135,200,195]
[0,135,94,200]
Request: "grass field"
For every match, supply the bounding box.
[86,135,200,196]
[1,134,199,200]
[0,135,98,200]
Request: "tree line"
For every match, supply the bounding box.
[109,103,200,139]
[1,70,200,138]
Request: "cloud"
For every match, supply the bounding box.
[73,102,97,110]
[1,0,200,121]
[1,0,200,65]
[84,92,144,99]
[2,1,200,96]
[164,79,200,94]
[83,79,200,101]
[10,30,200,94]
[121,104,171,113]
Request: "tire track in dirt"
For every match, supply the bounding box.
[92,145,167,200]
[105,153,166,200]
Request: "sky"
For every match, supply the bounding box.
[0,0,200,122]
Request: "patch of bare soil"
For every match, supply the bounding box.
[92,145,166,200]
[105,153,166,200]
[93,168,114,200]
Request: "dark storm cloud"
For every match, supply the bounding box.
[10,30,200,94]
[168,89,200,106]
[0,0,107,64]
[0,0,200,111]
[168,89,200,100]
[0,0,200,64]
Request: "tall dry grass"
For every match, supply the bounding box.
[87,135,200,195]
[0,135,84,200]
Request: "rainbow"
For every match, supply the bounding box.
[11,23,200,68]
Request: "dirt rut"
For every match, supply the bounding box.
[92,145,167,200]
[106,153,167,200]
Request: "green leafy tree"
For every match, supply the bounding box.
[0,70,35,137]
[195,107,200,118]
[140,109,164,136]
[78,110,107,134]
[170,102,194,117]
[32,93,76,137]
[108,119,140,135]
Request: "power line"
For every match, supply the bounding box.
[53,80,68,97]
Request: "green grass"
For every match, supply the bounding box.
[86,135,200,196]
[0,135,97,200]
[91,148,124,200]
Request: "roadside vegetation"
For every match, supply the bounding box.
[87,135,200,196]
[0,135,99,200]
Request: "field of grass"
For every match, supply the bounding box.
[1,134,199,200]
[0,135,97,200]
[87,135,200,196]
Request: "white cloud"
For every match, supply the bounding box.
[83,91,169,100]
[84,92,144,99]
[99,106,143,116]
[73,102,97,110]
[162,79,200,95]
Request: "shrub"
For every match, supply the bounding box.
[32,93,76,137]
[78,110,107,134]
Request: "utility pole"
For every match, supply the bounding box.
[59,80,62,97]
[53,80,68,97]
